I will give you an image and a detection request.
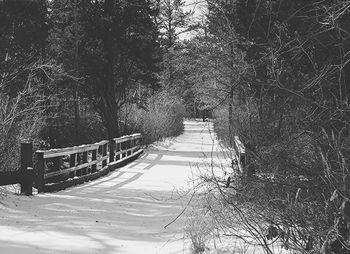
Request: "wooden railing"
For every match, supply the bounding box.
[35,134,142,192]
[234,136,246,173]
[0,142,34,195]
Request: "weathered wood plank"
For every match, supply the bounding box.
[35,133,143,191]
[44,155,109,179]
[82,151,88,175]
[36,151,45,193]
[0,171,21,186]
[44,165,110,192]
[91,149,97,172]
[108,149,143,171]
[22,167,34,196]
[38,135,140,160]
[20,142,33,195]
[69,153,76,178]
[114,133,141,144]
[37,143,101,159]
[109,139,115,163]
[102,143,107,168]
[115,145,140,156]
[96,140,109,146]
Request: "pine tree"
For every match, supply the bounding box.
[0,0,48,95]
[79,0,160,138]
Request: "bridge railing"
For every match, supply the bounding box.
[35,134,142,192]
[234,136,246,173]
[113,133,142,162]
[0,142,34,195]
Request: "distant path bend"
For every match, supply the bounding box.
[0,120,224,254]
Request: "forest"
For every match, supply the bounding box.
[1,0,350,253]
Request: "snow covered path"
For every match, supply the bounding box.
[0,120,225,254]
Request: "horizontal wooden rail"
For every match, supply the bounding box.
[37,144,99,159]
[0,171,23,186]
[35,133,143,193]
[44,155,109,179]
[114,133,141,143]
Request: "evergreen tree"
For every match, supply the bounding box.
[156,0,193,48]
[155,0,198,99]
[0,0,48,95]
[48,0,83,145]
[79,0,160,138]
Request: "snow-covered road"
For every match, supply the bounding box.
[0,120,225,254]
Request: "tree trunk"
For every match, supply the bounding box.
[103,71,119,139]
[73,0,80,145]
[103,0,120,140]
[229,43,235,148]
[106,108,119,139]
[228,85,234,147]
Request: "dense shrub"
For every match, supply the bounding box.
[211,99,345,253]
[0,94,45,172]
[0,62,59,172]
[39,99,107,148]
[120,91,185,145]
[208,90,350,253]
[212,108,229,146]
[36,91,185,152]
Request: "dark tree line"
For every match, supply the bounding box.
[0,0,186,169]
[49,0,160,139]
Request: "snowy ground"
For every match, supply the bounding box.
[0,120,226,254]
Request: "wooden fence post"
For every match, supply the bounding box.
[82,151,88,175]
[69,153,76,178]
[109,139,115,163]
[128,140,131,156]
[122,141,126,158]
[36,151,45,193]
[20,141,33,195]
[91,149,97,172]
[234,136,246,174]
[102,144,107,168]
[24,167,34,196]
[116,143,120,161]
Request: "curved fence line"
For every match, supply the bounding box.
[0,134,143,194]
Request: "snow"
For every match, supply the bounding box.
[0,120,225,254]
